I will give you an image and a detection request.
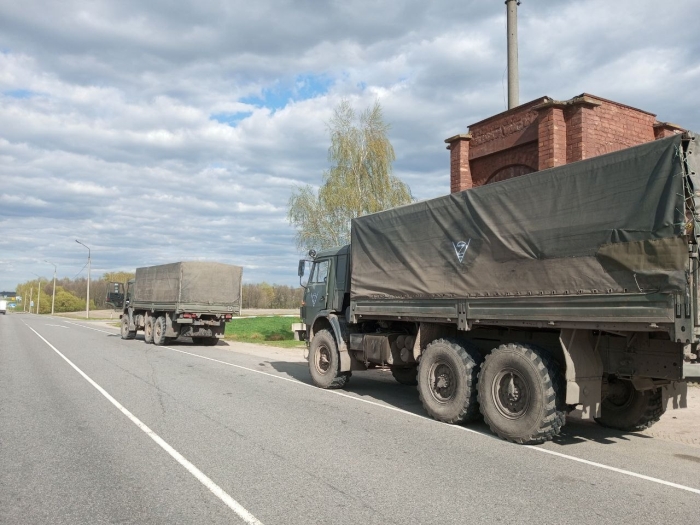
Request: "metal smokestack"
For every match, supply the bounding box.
[506,0,520,109]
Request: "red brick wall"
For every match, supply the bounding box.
[470,142,538,187]
[448,93,680,193]
[538,106,566,169]
[566,99,656,162]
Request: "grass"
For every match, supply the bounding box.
[224,316,305,348]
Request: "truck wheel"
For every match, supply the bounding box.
[144,317,154,344]
[595,378,664,431]
[153,316,167,346]
[120,316,136,340]
[391,367,418,386]
[417,339,482,424]
[478,343,565,444]
[308,329,349,389]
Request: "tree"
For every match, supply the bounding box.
[287,99,412,251]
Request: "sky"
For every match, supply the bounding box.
[1,0,699,291]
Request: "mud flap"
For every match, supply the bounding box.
[560,329,603,418]
[662,381,688,410]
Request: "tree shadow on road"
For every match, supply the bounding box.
[550,417,655,447]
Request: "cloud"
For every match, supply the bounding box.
[0,0,699,290]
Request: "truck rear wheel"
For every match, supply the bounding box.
[595,378,664,431]
[478,343,565,444]
[308,329,349,389]
[391,367,418,386]
[153,316,167,346]
[144,317,154,344]
[417,339,482,424]
[120,316,136,340]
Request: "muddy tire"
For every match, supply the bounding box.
[595,378,664,431]
[144,316,154,344]
[478,343,565,444]
[308,329,349,389]
[417,339,482,424]
[120,315,136,340]
[391,367,418,386]
[153,316,167,346]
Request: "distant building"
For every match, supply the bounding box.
[445,93,685,192]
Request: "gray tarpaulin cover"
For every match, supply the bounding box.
[351,135,690,300]
[134,262,242,305]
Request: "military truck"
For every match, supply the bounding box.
[108,262,242,346]
[297,133,697,444]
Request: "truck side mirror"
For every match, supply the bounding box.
[298,260,306,277]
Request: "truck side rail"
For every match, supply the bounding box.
[350,292,678,333]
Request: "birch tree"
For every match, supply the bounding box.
[287,99,412,251]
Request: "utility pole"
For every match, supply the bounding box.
[28,286,32,313]
[46,260,57,315]
[506,0,520,109]
[76,240,91,319]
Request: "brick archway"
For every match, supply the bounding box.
[486,164,536,185]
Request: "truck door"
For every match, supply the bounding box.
[305,258,331,322]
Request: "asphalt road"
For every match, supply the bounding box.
[2,313,699,524]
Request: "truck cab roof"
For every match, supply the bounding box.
[314,244,350,259]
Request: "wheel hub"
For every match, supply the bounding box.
[493,368,530,419]
[605,379,635,410]
[429,362,456,403]
[316,346,331,374]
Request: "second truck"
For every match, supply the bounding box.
[297,133,697,444]
[109,261,242,346]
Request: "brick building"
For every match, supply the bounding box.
[445,93,685,193]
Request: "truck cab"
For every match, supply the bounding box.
[298,245,350,340]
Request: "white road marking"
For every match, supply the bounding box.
[45,324,68,328]
[61,318,700,496]
[23,322,264,525]
[62,320,117,333]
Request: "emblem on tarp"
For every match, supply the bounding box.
[453,240,471,263]
[310,292,319,306]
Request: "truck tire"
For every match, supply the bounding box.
[120,316,136,340]
[478,343,565,444]
[417,339,482,424]
[144,316,154,344]
[308,329,349,389]
[391,366,418,386]
[595,378,664,431]
[153,316,167,346]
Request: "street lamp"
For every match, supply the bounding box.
[45,260,57,315]
[76,240,91,319]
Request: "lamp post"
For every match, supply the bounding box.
[45,260,57,315]
[76,240,91,319]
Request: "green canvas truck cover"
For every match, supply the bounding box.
[351,134,692,300]
[133,261,242,308]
